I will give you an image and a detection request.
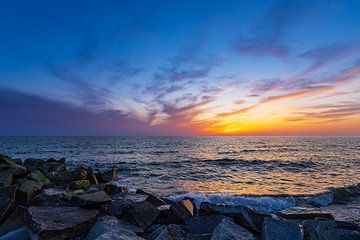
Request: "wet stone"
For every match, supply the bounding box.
[261,217,302,240]
[211,218,256,240]
[15,178,44,204]
[0,185,18,223]
[70,190,112,207]
[0,206,28,236]
[28,206,99,240]
[280,206,334,220]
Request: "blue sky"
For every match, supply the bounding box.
[1,0,360,135]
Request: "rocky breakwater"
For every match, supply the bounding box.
[0,154,360,240]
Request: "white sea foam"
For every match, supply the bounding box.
[167,193,296,212]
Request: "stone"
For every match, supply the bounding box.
[86,215,144,240]
[280,206,334,220]
[303,218,336,240]
[0,170,13,187]
[39,159,67,174]
[0,155,16,166]
[181,198,197,216]
[71,180,91,190]
[104,182,128,195]
[96,169,118,183]
[136,189,167,207]
[155,224,188,240]
[199,202,268,233]
[50,168,88,185]
[107,193,159,229]
[186,215,228,236]
[0,226,31,240]
[261,217,302,240]
[29,192,71,207]
[8,165,27,177]
[156,201,193,224]
[23,158,45,171]
[211,218,256,240]
[0,185,18,223]
[15,178,44,204]
[70,190,112,207]
[27,170,51,185]
[0,206,28,236]
[321,202,360,226]
[28,206,99,240]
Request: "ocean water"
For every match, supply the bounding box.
[1,136,359,200]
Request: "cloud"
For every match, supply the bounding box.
[298,41,360,76]
[0,88,148,135]
[153,67,210,82]
[233,0,306,57]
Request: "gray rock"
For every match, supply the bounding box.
[26,170,51,185]
[0,185,18,223]
[15,178,44,204]
[23,158,45,171]
[107,193,159,228]
[262,217,302,240]
[303,219,336,240]
[86,215,144,240]
[186,215,228,235]
[0,226,31,240]
[156,201,194,224]
[70,190,112,207]
[104,182,128,195]
[50,168,88,185]
[155,224,188,240]
[28,206,99,240]
[29,192,71,207]
[136,189,167,207]
[280,206,334,220]
[0,206,28,236]
[95,169,118,183]
[199,202,268,233]
[0,170,13,187]
[211,218,255,240]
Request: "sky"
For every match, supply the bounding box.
[0,0,360,136]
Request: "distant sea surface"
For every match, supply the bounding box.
[1,136,360,197]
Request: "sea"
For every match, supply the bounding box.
[1,136,360,211]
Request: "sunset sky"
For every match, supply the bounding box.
[0,0,360,135]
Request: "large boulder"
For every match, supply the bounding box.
[39,158,66,174]
[0,185,18,223]
[156,201,193,224]
[261,217,302,240]
[26,170,51,185]
[0,170,13,187]
[200,202,268,233]
[107,193,159,229]
[186,215,228,239]
[154,224,188,240]
[0,206,28,236]
[86,215,144,240]
[95,168,119,183]
[0,226,31,240]
[211,218,256,240]
[280,206,334,220]
[23,158,45,171]
[29,192,71,207]
[136,189,167,207]
[49,168,87,185]
[15,178,44,204]
[28,206,99,240]
[70,190,112,207]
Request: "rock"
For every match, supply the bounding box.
[329,229,360,240]
[0,155,17,166]
[27,170,51,185]
[96,169,118,183]
[9,165,27,177]
[23,158,45,171]
[107,193,159,229]
[0,155,27,177]
[70,190,112,207]
[181,198,197,216]
[303,218,336,240]
[0,206,28,236]
[136,189,167,207]
[86,215,144,240]
[199,202,268,233]
[145,225,167,240]
[104,182,128,195]
[155,224,188,240]
[0,226,31,240]
[186,215,228,236]
[50,168,88,185]
[0,170,13,187]
[28,206,99,240]
[39,158,67,174]
[261,217,302,240]
[321,202,360,226]
[71,180,91,190]
[0,185,18,223]
[280,206,334,220]
[29,192,71,207]
[156,202,193,224]
[15,178,44,204]
[211,218,256,240]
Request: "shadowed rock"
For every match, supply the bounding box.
[154,224,188,240]
[211,218,255,240]
[0,226,31,240]
[0,170,13,187]
[70,190,112,207]
[0,185,18,223]
[156,201,193,224]
[186,215,228,239]
[280,206,334,220]
[0,206,28,236]
[136,189,167,207]
[15,178,44,204]
[261,217,302,240]
[28,206,99,240]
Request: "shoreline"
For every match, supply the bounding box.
[0,154,359,239]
